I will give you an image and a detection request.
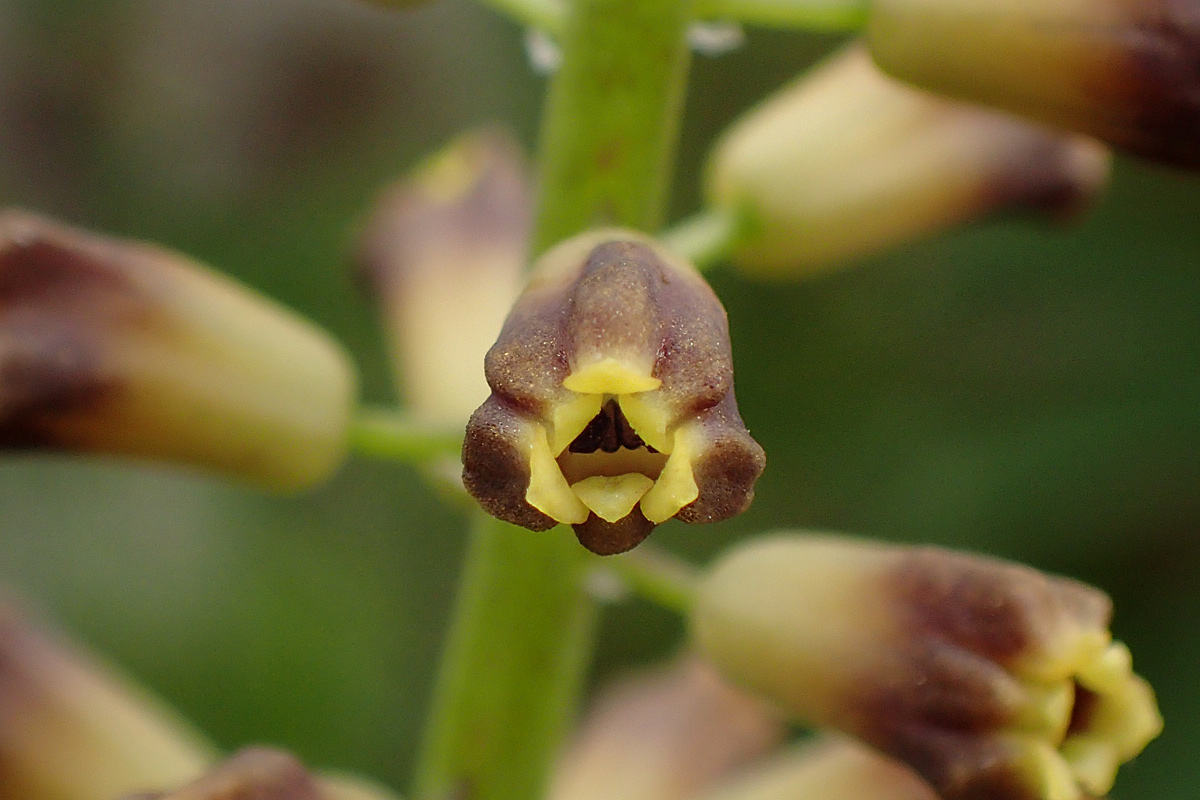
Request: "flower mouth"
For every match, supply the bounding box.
[524,359,700,538]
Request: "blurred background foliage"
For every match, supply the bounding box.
[0,0,1197,796]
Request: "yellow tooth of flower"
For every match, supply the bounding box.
[1071,648,1162,760]
[1076,641,1131,694]
[571,474,657,523]
[617,392,673,454]
[640,429,700,523]
[526,425,590,524]
[562,357,661,395]
[1059,738,1118,797]
[551,392,606,455]
[1014,681,1075,739]
[1004,736,1081,800]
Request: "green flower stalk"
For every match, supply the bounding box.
[356,129,530,425]
[704,45,1110,277]
[0,210,357,490]
[866,0,1200,168]
[691,535,1162,800]
[548,657,784,800]
[461,229,765,555]
[699,738,941,800]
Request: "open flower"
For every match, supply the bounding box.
[0,210,356,490]
[691,535,1162,800]
[461,229,765,555]
[866,0,1200,168]
[705,45,1109,278]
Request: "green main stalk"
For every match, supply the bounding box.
[412,1,695,798]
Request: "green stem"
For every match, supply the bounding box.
[413,513,597,800]
[476,0,566,35]
[532,0,695,253]
[694,0,868,30]
[349,408,463,463]
[660,206,749,271]
[604,545,700,614]
[413,1,696,799]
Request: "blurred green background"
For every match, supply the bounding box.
[0,0,1197,796]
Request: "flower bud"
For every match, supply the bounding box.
[549,656,785,800]
[0,600,214,800]
[691,535,1162,800]
[356,128,529,424]
[0,210,356,490]
[700,738,939,800]
[866,0,1200,168]
[461,229,765,555]
[705,45,1110,277]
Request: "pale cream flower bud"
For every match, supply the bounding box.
[699,738,939,800]
[0,600,215,800]
[549,657,785,800]
[120,747,405,800]
[705,45,1110,277]
[691,535,1162,800]
[866,0,1200,168]
[0,210,357,490]
[461,229,765,555]
[356,129,530,424]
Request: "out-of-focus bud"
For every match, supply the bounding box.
[0,210,357,490]
[705,45,1110,277]
[548,656,785,800]
[356,129,530,425]
[120,747,405,800]
[699,737,939,800]
[691,535,1162,800]
[0,600,215,800]
[866,0,1200,169]
[461,229,765,556]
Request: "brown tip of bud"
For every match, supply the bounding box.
[463,229,764,554]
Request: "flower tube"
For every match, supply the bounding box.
[0,210,356,490]
[705,45,1109,277]
[549,656,784,800]
[691,534,1162,800]
[461,229,765,555]
[866,0,1200,168]
[356,128,530,424]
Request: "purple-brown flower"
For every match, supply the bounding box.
[691,535,1162,800]
[461,230,765,555]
